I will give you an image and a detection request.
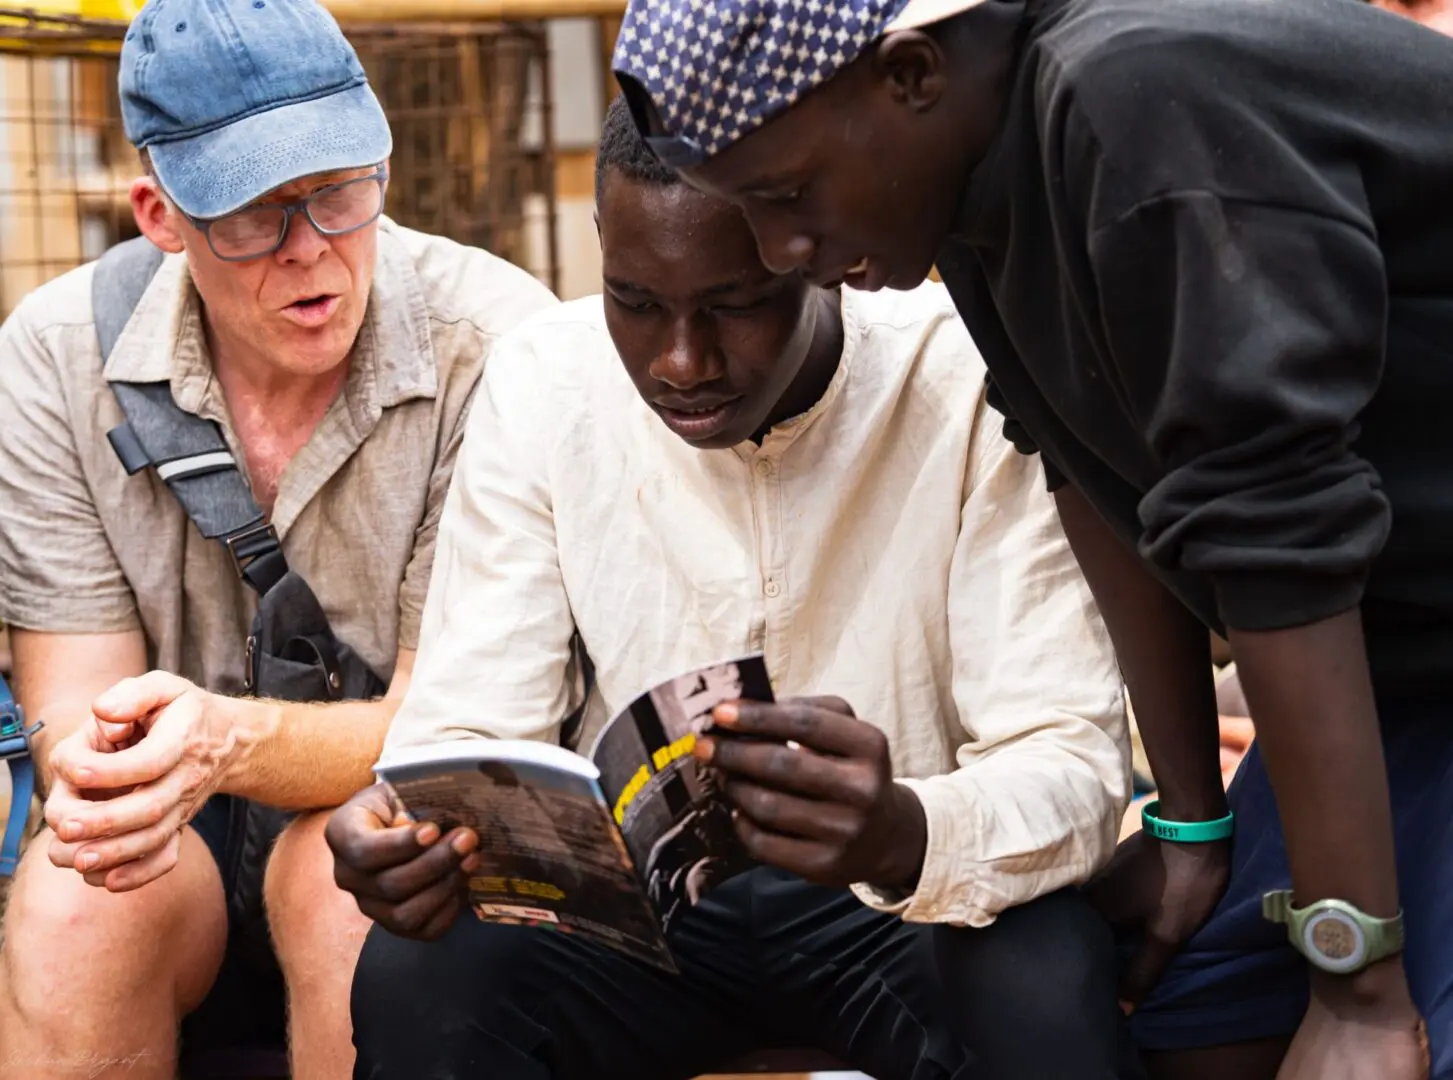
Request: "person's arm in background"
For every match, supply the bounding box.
[1212,664,1255,784]
[852,390,1132,926]
[1369,0,1453,36]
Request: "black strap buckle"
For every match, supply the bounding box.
[222,521,281,581]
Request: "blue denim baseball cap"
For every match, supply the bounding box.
[611,0,985,168]
[119,0,393,220]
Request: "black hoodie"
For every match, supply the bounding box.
[936,0,1453,696]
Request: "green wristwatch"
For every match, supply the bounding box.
[1262,891,1405,975]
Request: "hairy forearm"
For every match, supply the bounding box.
[1053,486,1227,820]
[218,694,398,809]
[1230,613,1397,923]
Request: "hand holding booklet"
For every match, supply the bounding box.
[373,654,775,972]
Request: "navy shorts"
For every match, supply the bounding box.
[1128,697,1453,1077]
[182,795,288,1052]
[190,795,236,878]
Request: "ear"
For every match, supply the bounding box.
[130,176,185,255]
[870,30,948,111]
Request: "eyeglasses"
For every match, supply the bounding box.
[184,166,389,262]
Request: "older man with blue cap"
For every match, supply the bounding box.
[0,0,556,1077]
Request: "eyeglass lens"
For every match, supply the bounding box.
[207,176,385,259]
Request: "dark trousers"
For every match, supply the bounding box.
[351,866,1144,1080]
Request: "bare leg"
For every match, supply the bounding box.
[0,826,227,1080]
[266,811,373,1080]
[1145,1035,1293,1080]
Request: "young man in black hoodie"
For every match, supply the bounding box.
[611,1,1453,1078]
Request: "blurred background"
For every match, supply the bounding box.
[0,0,637,318]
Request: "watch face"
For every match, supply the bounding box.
[1302,910,1369,974]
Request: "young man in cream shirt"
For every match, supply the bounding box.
[328,97,1141,1080]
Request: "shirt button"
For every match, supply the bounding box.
[755,459,774,477]
[764,580,781,598]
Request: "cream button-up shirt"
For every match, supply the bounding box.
[386,283,1130,926]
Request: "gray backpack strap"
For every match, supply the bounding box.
[93,237,165,365]
[92,238,288,596]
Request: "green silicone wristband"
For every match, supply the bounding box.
[1140,799,1234,843]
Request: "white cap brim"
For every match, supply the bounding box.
[884,0,991,32]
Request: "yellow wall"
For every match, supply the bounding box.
[3,0,143,18]
[553,148,602,300]
[15,0,627,19]
[0,55,85,310]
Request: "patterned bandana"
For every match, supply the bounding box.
[611,0,987,167]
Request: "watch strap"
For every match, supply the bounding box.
[1262,889,1295,925]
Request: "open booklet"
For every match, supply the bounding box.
[373,654,775,972]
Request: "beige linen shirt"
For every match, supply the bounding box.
[385,284,1131,926]
[0,218,557,693]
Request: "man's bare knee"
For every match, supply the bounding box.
[1,825,228,1025]
[267,811,371,979]
[266,812,369,1080]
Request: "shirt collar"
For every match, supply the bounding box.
[102,218,438,422]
